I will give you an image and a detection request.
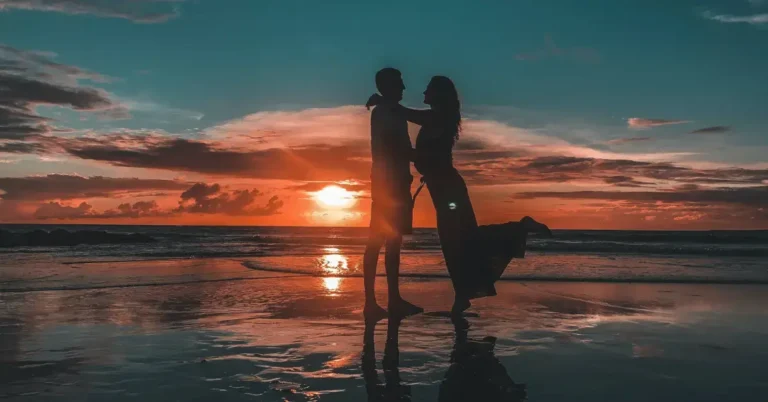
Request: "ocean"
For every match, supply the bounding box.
[2,225,767,293]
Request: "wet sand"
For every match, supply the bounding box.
[2,259,768,401]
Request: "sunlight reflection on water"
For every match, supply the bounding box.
[319,248,349,294]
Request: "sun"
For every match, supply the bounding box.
[312,185,357,209]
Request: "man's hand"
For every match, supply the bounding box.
[366,93,383,110]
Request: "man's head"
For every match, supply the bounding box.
[375,67,405,101]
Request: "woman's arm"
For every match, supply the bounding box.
[366,93,432,126]
[393,104,432,126]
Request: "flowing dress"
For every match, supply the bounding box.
[415,122,528,299]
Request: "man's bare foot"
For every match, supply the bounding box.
[388,299,423,318]
[364,303,388,322]
[521,216,553,237]
[451,298,471,316]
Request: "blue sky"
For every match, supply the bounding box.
[1,0,766,228]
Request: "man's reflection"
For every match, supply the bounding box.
[361,317,411,402]
[438,317,527,402]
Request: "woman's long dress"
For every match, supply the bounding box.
[415,123,528,299]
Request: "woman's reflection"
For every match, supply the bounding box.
[438,317,527,401]
[361,317,411,402]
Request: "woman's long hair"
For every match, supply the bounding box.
[428,76,461,144]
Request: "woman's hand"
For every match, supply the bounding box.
[365,93,383,110]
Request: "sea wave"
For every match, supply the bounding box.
[241,261,768,285]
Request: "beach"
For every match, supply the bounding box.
[2,254,768,401]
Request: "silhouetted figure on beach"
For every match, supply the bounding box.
[367,76,552,315]
[438,317,527,402]
[363,67,423,320]
[361,317,410,401]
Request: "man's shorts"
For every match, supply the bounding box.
[369,198,413,237]
[369,178,413,237]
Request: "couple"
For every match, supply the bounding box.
[363,67,551,320]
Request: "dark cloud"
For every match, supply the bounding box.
[0,44,127,140]
[33,200,163,219]
[0,0,185,23]
[0,174,190,200]
[603,175,652,187]
[176,183,284,216]
[516,186,768,207]
[0,140,47,153]
[61,136,371,181]
[30,182,284,220]
[34,201,92,219]
[605,137,652,145]
[98,200,162,218]
[457,155,768,187]
[690,126,730,134]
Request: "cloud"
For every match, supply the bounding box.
[605,137,652,145]
[516,186,768,207]
[702,11,768,25]
[0,0,185,23]
[457,155,768,187]
[34,201,92,219]
[0,141,47,154]
[97,200,164,218]
[0,44,127,140]
[690,126,730,134]
[515,35,601,63]
[0,174,190,200]
[176,183,284,216]
[627,118,690,129]
[121,98,204,121]
[30,182,284,220]
[602,175,652,187]
[205,106,370,149]
[59,136,371,181]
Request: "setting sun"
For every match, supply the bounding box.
[312,185,358,209]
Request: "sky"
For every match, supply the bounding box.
[1,0,767,229]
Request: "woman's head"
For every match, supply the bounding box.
[423,76,461,142]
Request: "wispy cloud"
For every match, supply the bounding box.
[690,126,730,134]
[605,137,652,145]
[122,99,204,121]
[0,44,128,140]
[702,10,768,25]
[0,0,186,23]
[627,118,690,129]
[516,186,768,207]
[0,174,189,200]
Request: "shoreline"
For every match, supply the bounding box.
[3,257,768,294]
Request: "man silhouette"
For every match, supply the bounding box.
[363,67,423,320]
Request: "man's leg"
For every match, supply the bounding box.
[385,235,423,317]
[363,234,387,320]
[384,235,402,301]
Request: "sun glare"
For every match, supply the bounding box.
[312,185,357,209]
